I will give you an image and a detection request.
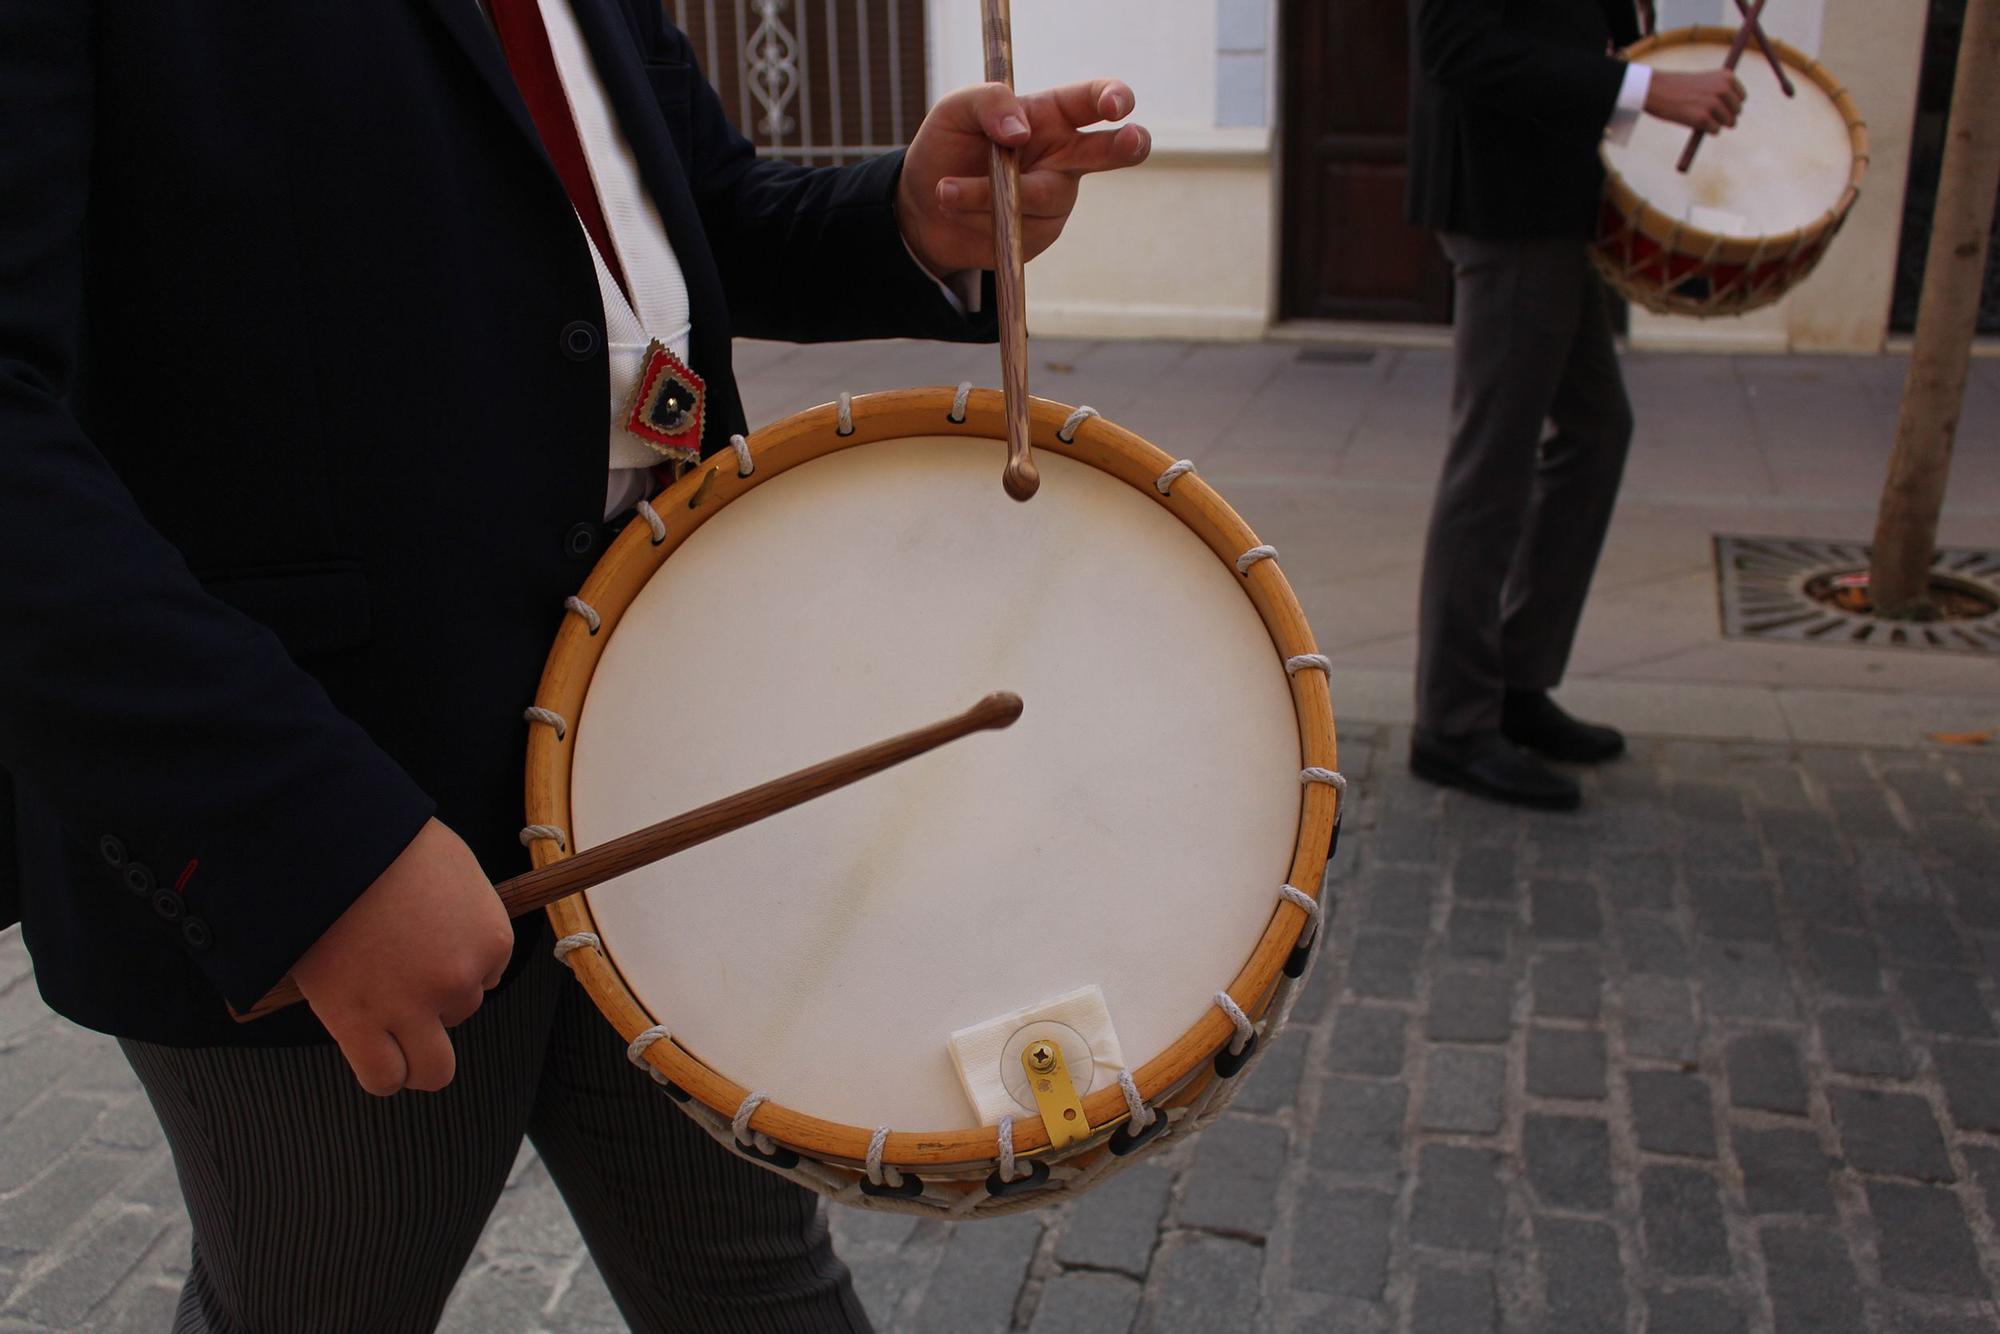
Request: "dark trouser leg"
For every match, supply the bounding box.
[120,955,564,1334]
[526,965,870,1333]
[1500,266,1634,692]
[1416,234,1591,737]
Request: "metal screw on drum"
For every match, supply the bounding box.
[1027,1043,1056,1074]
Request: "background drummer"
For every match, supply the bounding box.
[0,2,1147,1329]
[1404,0,1747,811]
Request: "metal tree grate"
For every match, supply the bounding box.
[1715,535,2000,654]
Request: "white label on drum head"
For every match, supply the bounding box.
[949,986,1126,1126]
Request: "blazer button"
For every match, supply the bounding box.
[559,320,601,361]
[99,834,127,868]
[152,889,185,922]
[124,863,155,897]
[564,522,599,559]
[181,917,214,951]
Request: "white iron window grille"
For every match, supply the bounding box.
[667,0,930,166]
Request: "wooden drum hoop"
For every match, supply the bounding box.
[1593,25,1868,317]
[522,387,1341,1215]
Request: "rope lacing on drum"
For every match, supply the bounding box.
[727,433,755,478]
[1214,991,1255,1057]
[949,382,973,423]
[564,595,601,635]
[1154,459,1195,496]
[864,1126,905,1189]
[1301,767,1347,796]
[626,1023,676,1087]
[552,931,600,962]
[996,1114,1020,1183]
[1279,882,1322,946]
[518,824,567,852]
[1117,1070,1156,1132]
[733,1092,777,1155]
[634,498,666,545]
[523,706,568,740]
[835,393,855,437]
[1235,545,1277,576]
[1056,406,1097,443]
[1285,654,1331,677]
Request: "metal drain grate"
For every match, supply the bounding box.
[1295,347,1378,366]
[1715,535,2000,654]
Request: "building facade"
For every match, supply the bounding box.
[673,0,1977,353]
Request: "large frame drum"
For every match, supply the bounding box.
[520,387,1341,1216]
[1594,25,1868,317]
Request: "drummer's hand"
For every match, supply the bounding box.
[291,818,514,1096]
[896,79,1151,278]
[1645,69,1747,134]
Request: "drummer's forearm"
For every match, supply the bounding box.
[1604,63,1653,145]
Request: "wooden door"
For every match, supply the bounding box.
[1279,0,1452,324]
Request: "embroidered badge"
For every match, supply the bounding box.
[620,340,705,467]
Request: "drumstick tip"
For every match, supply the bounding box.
[973,692,1025,729]
[1004,459,1040,501]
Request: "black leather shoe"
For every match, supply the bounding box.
[1410,728,1582,811]
[1502,690,1626,764]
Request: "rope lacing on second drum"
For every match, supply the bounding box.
[1214,991,1255,1057]
[865,1126,905,1189]
[1279,882,1322,946]
[1117,1070,1156,1132]
[1285,654,1331,677]
[949,381,973,423]
[1236,545,1277,576]
[729,433,754,477]
[1302,767,1348,797]
[523,706,567,740]
[626,1023,676,1087]
[634,498,666,544]
[1155,459,1195,496]
[1056,406,1097,443]
[563,595,601,634]
[734,1092,777,1155]
[552,931,600,962]
[996,1114,1019,1183]
[518,824,567,852]
[836,392,855,436]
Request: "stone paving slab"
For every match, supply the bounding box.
[5,724,2000,1331]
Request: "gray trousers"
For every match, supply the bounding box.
[1415,233,1636,737]
[121,944,869,1334]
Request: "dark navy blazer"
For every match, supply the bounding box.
[0,0,991,1044]
[1406,0,1644,239]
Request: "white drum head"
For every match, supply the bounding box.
[1606,41,1852,237]
[569,436,1303,1131]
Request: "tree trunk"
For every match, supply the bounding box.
[1871,0,2000,617]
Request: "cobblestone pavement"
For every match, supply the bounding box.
[5,727,2000,1331]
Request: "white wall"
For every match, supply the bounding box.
[923,0,1280,339]
[927,0,1220,145]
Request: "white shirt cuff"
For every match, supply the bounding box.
[1606,62,1651,145]
[901,233,985,316]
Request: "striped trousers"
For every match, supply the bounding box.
[120,943,870,1333]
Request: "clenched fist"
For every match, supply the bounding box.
[291,818,514,1095]
[1645,69,1747,135]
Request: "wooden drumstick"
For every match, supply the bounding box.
[233,691,1026,1021]
[1733,0,1794,97]
[1677,0,1763,174]
[982,0,1037,501]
